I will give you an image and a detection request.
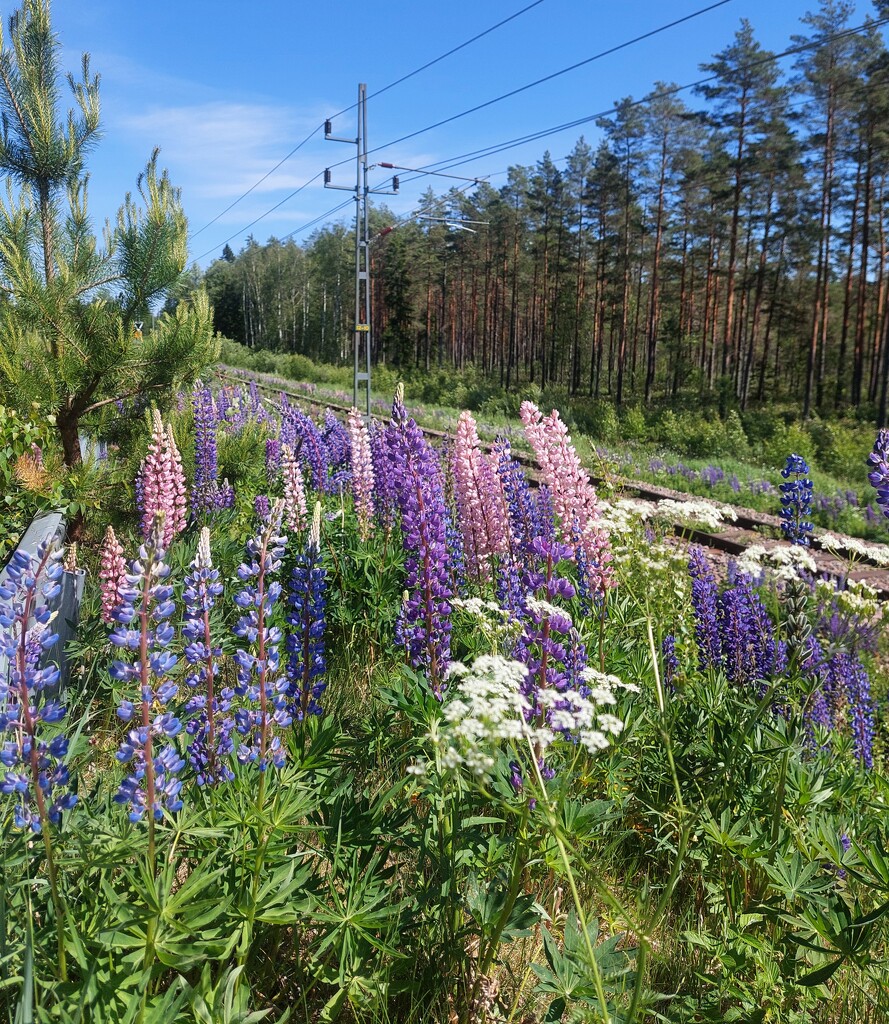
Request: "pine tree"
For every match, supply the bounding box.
[0,0,215,475]
[696,20,783,391]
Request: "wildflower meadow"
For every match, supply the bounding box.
[2,374,889,1024]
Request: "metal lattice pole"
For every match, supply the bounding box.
[325,84,397,422]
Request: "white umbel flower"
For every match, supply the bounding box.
[428,655,627,783]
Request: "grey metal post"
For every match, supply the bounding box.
[0,511,82,698]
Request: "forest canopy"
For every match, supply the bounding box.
[187,5,889,423]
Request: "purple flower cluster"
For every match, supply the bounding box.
[662,635,678,690]
[182,529,234,786]
[688,547,785,686]
[834,653,875,769]
[191,381,219,515]
[109,518,185,822]
[254,494,271,523]
[265,437,282,485]
[286,506,328,720]
[513,544,586,716]
[802,635,875,768]
[385,391,453,690]
[688,547,722,670]
[493,439,541,555]
[779,454,814,546]
[282,402,328,492]
[717,571,785,688]
[184,383,236,516]
[0,544,76,832]
[369,422,397,533]
[323,409,352,493]
[867,429,889,523]
[232,505,290,770]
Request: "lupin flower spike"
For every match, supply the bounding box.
[347,407,375,540]
[165,424,188,538]
[779,453,814,546]
[453,411,509,580]
[384,390,453,691]
[0,541,76,832]
[192,381,220,515]
[287,501,328,720]
[232,499,290,771]
[182,526,233,786]
[867,429,889,523]
[282,443,308,532]
[99,526,127,624]
[520,402,613,594]
[136,410,187,547]
[110,513,185,822]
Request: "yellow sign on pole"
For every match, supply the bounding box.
[355,323,370,332]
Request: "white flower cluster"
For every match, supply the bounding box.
[425,656,627,781]
[734,543,817,581]
[656,498,737,531]
[582,666,641,695]
[819,533,889,567]
[814,577,880,617]
[452,597,508,617]
[636,542,688,576]
[598,499,654,535]
[451,597,518,645]
[525,596,573,625]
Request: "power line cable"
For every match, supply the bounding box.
[385,16,889,184]
[188,126,324,242]
[365,0,735,158]
[191,171,325,263]
[364,0,547,104]
[187,0,548,241]
[195,10,886,262]
[277,197,356,243]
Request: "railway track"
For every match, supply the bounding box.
[215,366,889,599]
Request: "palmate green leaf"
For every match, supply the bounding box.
[190,964,276,1024]
[161,863,228,919]
[310,850,408,967]
[543,996,566,1023]
[245,857,315,925]
[533,924,593,1001]
[797,957,843,988]
[761,852,832,903]
[847,833,889,891]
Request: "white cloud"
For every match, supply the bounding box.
[118,101,327,199]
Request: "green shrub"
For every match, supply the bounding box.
[620,405,647,441]
[762,422,817,471]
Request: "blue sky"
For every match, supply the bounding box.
[46,0,884,267]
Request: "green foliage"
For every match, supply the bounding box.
[0,403,56,554]
[5,372,889,1024]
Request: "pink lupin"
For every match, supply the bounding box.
[282,443,308,532]
[98,525,126,623]
[453,411,509,580]
[137,410,187,548]
[165,423,188,541]
[347,408,375,540]
[520,401,614,592]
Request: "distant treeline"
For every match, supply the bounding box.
[181,3,889,423]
